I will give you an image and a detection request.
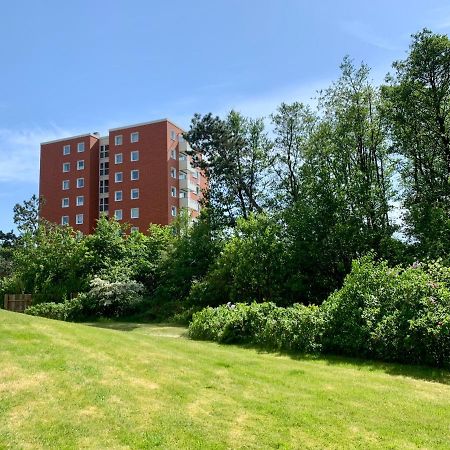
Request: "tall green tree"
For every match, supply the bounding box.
[13,194,44,235]
[382,29,450,257]
[184,111,272,226]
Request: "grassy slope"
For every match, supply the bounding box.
[0,311,449,449]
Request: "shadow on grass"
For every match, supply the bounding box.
[85,321,188,337]
[227,343,450,385]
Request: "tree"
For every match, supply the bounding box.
[13,195,44,235]
[382,29,450,257]
[184,111,272,226]
[270,102,317,204]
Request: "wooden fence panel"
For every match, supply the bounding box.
[3,294,32,312]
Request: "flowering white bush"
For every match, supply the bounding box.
[86,276,145,317]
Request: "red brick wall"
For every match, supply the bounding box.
[109,120,175,231]
[40,135,99,233]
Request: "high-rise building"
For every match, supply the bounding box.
[39,119,205,233]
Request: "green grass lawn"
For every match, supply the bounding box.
[1,310,449,449]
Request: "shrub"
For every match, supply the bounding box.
[188,302,324,353]
[81,276,145,318]
[25,297,83,321]
[322,255,450,367]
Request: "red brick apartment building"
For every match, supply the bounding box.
[39,119,206,233]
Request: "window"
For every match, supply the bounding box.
[77,160,85,170]
[77,142,85,152]
[130,226,139,233]
[99,197,109,213]
[63,145,70,155]
[76,196,84,206]
[100,161,109,176]
[100,144,109,159]
[179,153,187,161]
[76,214,84,225]
[114,209,123,220]
[115,153,123,164]
[131,169,139,181]
[170,149,177,160]
[114,135,123,145]
[61,216,69,225]
[62,198,69,208]
[77,178,84,188]
[196,186,200,195]
[171,206,177,217]
[192,170,198,179]
[170,130,177,141]
[131,207,139,219]
[63,162,70,172]
[170,167,177,178]
[171,186,177,197]
[115,191,123,201]
[131,132,139,143]
[131,150,139,161]
[180,190,187,198]
[179,171,187,180]
[99,179,109,194]
[115,172,123,183]
[62,180,70,190]
[131,188,139,199]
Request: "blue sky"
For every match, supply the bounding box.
[1,0,449,231]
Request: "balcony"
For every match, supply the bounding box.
[180,196,199,211]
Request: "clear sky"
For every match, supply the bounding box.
[1,0,449,232]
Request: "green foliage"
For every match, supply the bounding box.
[382,29,450,257]
[322,255,450,367]
[187,214,287,306]
[189,302,324,353]
[10,223,85,303]
[80,277,145,318]
[25,297,84,321]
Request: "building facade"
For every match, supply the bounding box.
[39,119,205,233]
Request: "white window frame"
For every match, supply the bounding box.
[114,135,123,146]
[130,226,139,233]
[170,167,177,178]
[75,214,84,225]
[76,178,84,188]
[115,172,123,183]
[130,132,139,143]
[131,150,139,161]
[61,216,69,225]
[171,206,177,217]
[131,169,139,181]
[115,191,123,201]
[77,160,85,170]
[62,198,69,208]
[62,180,70,190]
[63,145,71,155]
[131,188,139,199]
[77,142,85,152]
[76,195,84,206]
[115,153,123,164]
[130,207,139,219]
[170,130,177,141]
[114,209,123,220]
[63,162,70,172]
[171,186,177,197]
[170,149,176,160]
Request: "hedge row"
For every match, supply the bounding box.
[189,256,450,368]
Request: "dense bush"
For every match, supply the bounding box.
[79,277,145,318]
[322,256,450,367]
[25,277,145,321]
[189,302,324,353]
[25,297,84,321]
[189,256,450,368]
